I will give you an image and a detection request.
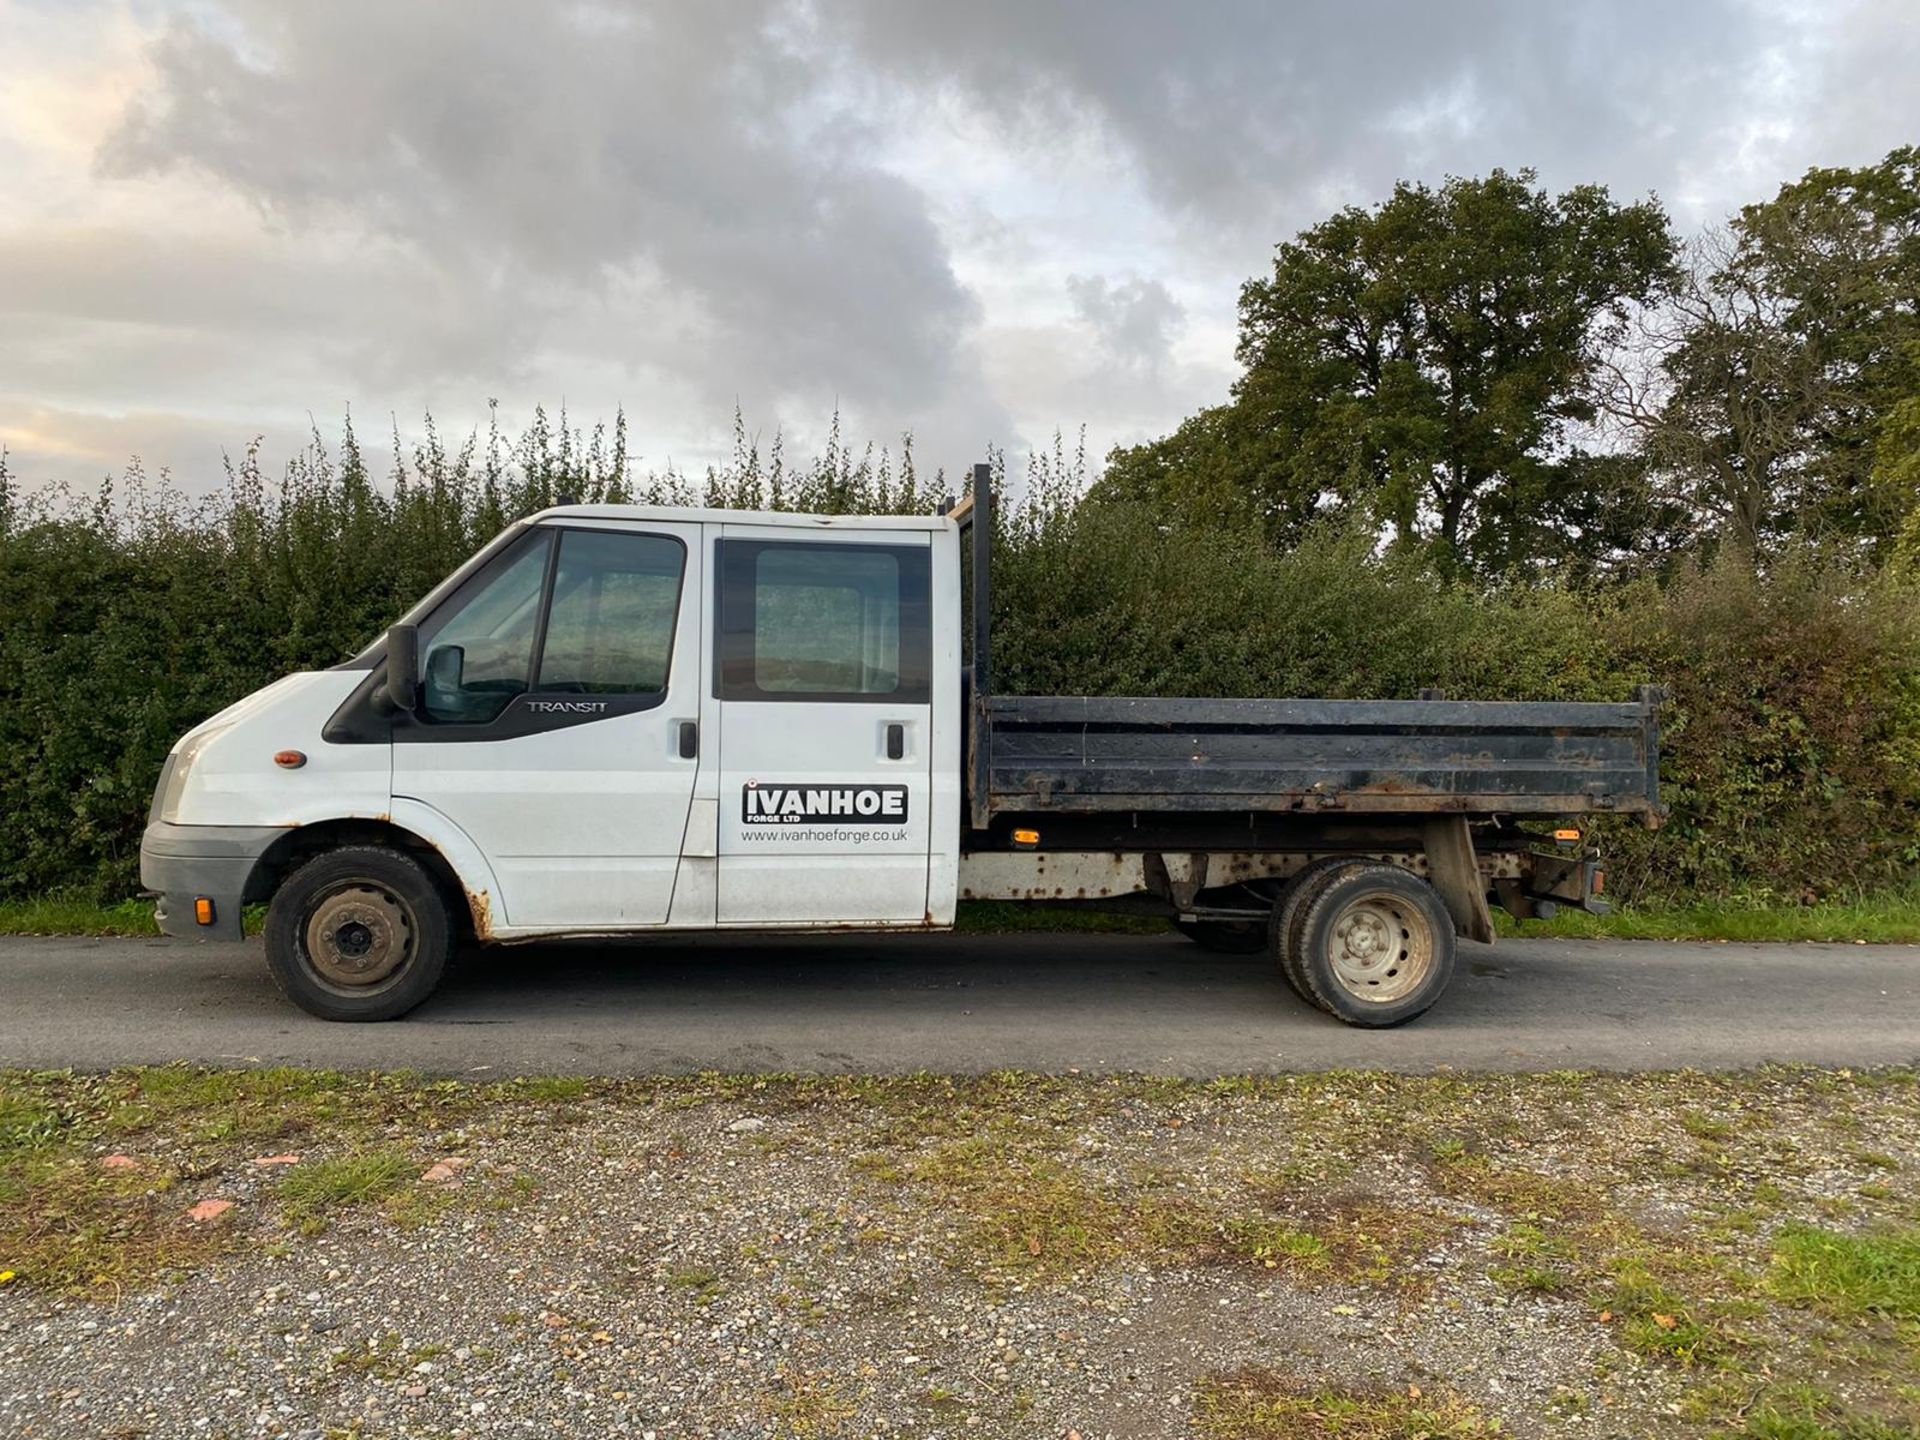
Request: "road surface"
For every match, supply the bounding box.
[0,931,1911,1076]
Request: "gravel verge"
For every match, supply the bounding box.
[2,1066,1918,1438]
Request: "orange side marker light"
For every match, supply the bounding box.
[274,750,307,769]
[194,897,216,926]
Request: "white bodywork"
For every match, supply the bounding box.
[154,505,969,940]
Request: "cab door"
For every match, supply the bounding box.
[391,521,704,929]
[713,527,933,924]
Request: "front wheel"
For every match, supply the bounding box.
[264,846,453,1021]
[1290,863,1455,1027]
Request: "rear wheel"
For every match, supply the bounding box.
[1269,859,1365,1002]
[1291,863,1454,1027]
[264,846,453,1021]
[1172,918,1268,953]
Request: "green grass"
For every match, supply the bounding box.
[1691,1382,1920,1439]
[1193,1370,1503,1439]
[0,895,159,936]
[1502,885,1920,944]
[279,1148,418,1228]
[1769,1224,1920,1320]
[0,893,265,937]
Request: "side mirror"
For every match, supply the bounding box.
[384,623,421,715]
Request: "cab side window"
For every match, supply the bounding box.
[716,540,930,702]
[418,528,686,724]
[537,531,685,694]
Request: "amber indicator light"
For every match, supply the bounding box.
[194,897,215,926]
[274,750,307,769]
[1553,828,1581,843]
[1012,828,1041,848]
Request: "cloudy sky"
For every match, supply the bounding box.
[3,0,1917,495]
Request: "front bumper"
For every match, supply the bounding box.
[139,822,284,941]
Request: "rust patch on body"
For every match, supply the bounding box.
[466,889,495,942]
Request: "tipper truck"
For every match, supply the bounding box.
[141,464,1663,1026]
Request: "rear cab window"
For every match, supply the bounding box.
[715,539,930,703]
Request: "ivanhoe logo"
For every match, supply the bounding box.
[742,782,908,824]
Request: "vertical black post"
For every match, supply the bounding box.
[968,461,993,831]
[971,461,992,701]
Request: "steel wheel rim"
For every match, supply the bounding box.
[1327,889,1432,1004]
[303,883,415,991]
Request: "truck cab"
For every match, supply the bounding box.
[144,507,965,973]
[144,468,1655,1028]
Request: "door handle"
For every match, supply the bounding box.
[677,720,698,759]
[886,722,904,761]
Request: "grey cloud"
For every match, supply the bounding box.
[9,0,1916,497]
[1798,0,1920,169]
[825,0,1819,236]
[96,1,993,421]
[1066,273,1184,371]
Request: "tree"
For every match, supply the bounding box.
[1105,170,1676,573]
[1601,147,1920,555]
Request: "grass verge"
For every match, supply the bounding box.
[1500,884,1920,944]
[0,895,162,937]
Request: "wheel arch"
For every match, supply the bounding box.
[241,812,497,942]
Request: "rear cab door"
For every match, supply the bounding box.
[713,523,936,924]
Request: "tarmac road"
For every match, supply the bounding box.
[0,931,1912,1077]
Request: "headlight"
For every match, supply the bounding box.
[154,725,229,824]
[147,754,177,824]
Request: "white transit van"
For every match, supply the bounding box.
[142,465,1660,1027]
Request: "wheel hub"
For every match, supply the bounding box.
[304,884,413,988]
[1328,892,1433,1004]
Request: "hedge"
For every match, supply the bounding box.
[4,420,1917,906]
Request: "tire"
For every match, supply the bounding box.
[1269,859,1367,1003]
[1172,919,1268,954]
[1291,863,1455,1028]
[264,846,453,1022]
